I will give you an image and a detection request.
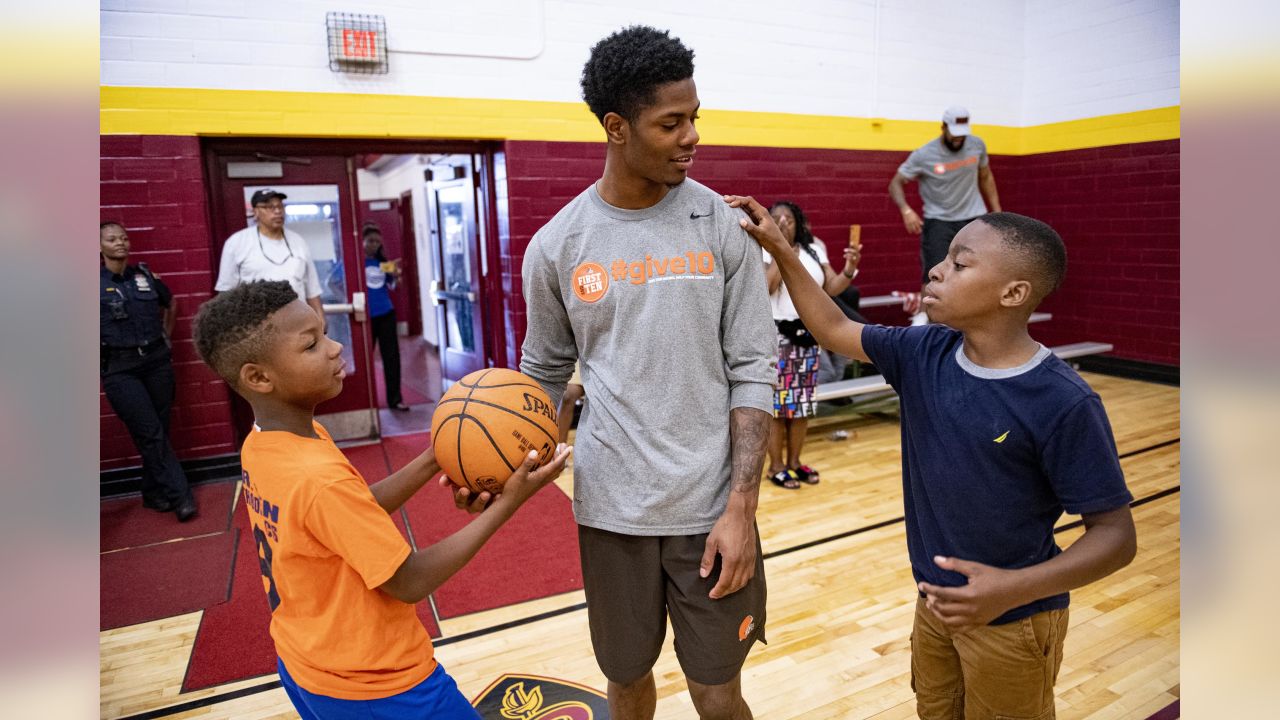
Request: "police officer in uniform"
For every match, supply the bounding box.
[100,221,197,521]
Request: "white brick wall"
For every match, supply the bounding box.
[1023,0,1180,124]
[101,0,1179,127]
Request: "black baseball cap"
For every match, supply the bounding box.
[250,189,288,206]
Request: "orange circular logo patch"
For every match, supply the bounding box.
[572,262,609,303]
[738,615,755,641]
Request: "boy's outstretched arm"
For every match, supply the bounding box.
[378,445,572,604]
[919,504,1137,633]
[724,194,871,363]
[368,448,446,514]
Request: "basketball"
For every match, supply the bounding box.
[430,368,560,494]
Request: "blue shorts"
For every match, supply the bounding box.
[277,658,480,720]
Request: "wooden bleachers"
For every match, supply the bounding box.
[813,341,1114,403]
[859,293,1051,324]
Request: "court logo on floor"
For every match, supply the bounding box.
[472,673,610,719]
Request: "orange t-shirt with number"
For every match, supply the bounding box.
[240,422,435,700]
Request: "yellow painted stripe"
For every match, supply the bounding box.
[99,86,604,142]
[1018,106,1180,154]
[100,86,1178,155]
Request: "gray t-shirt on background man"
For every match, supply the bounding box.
[897,135,990,221]
[520,178,776,536]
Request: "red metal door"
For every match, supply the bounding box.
[208,154,379,441]
[397,191,424,338]
[427,158,486,385]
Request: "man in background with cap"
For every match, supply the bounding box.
[888,106,1002,322]
[215,189,324,319]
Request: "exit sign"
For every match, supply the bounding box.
[339,28,381,61]
[326,13,388,74]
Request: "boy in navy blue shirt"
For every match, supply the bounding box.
[727,197,1137,720]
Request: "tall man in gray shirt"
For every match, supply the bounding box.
[519,25,775,720]
[889,106,1003,319]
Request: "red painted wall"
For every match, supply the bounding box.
[100,136,236,470]
[999,140,1180,364]
[500,139,1180,368]
[99,135,1178,469]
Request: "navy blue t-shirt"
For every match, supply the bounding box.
[861,324,1132,624]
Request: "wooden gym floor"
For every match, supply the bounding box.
[100,371,1179,719]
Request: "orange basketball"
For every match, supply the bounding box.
[430,368,559,494]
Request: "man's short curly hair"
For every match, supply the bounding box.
[193,280,299,387]
[581,25,695,124]
[977,212,1068,299]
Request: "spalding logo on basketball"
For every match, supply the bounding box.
[430,368,559,494]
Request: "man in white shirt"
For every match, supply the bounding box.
[214,189,324,318]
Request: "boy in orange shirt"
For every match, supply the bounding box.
[193,280,571,719]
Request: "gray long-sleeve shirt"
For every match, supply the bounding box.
[520,178,776,535]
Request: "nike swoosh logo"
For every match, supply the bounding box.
[993,431,1010,443]
[690,211,712,219]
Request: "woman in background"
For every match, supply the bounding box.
[763,201,860,488]
[363,223,409,411]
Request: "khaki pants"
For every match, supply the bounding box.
[911,598,1068,720]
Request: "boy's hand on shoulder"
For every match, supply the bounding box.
[918,555,1026,633]
[723,195,788,257]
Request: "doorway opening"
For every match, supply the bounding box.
[204,140,508,443]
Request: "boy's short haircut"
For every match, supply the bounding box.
[100,221,125,232]
[978,212,1068,297]
[581,25,695,124]
[193,280,299,387]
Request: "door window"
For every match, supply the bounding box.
[243,185,355,370]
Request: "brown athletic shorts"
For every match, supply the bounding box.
[577,524,767,686]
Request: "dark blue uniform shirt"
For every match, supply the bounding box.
[100,264,171,349]
[861,323,1133,624]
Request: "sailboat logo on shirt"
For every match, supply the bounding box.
[993,430,1010,444]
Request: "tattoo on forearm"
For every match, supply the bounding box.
[729,407,770,493]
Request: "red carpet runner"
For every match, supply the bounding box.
[100,480,237,553]
[99,481,240,631]
[101,532,236,631]
[383,434,583,619]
